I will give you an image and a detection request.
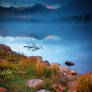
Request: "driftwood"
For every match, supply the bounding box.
[24,42,43,51]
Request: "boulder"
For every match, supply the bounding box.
[0,44,16,55]
[0,87,7,92]
[37,89,51,92]
[65,60,75,66]
[67,81,77,92]
[63,68,76,75]
[67,80,77,88]
[0,44,11,51]
[28,56,42,64]
[50,63,60,69]
[69,70,77,75]
[50,63,68,72]
[50,63,61,67]
[42,61,50,66]
[59,66,68,72]
[27,79,44,88]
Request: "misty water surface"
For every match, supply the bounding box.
[0,18,92,73]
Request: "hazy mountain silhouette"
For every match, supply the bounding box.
[0,4,55,16]
[0,3,92,21]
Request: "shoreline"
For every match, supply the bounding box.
[0,43,91,74]
[0,44,92,92]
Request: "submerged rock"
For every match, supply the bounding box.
[27,79,44,88]
[65,60,75,66]
[37,89,51,92]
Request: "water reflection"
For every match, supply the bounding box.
[0,20,92,73]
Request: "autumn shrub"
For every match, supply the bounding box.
[34,62,43,78]
[7,77,26,92]
[43,68,53,78]
[24,65,36,79]
[77,72,92,92]
[5,55,16,62]
[7,72,37,92]
[0,69,14,81]
[0,50,6,59]
[0,60,9,69]
[64,87,69,92]
[17,58,32,70]
[42,78,54,91]
[34,62,59,79]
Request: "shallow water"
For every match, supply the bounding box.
[0,20,92,74]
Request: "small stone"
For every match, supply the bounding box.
[37,89,51,92]
[27,79,44,88]
[70,70,77,75]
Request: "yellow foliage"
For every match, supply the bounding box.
[77,72,92,92]
[34,61,42,78]
[0,60,9,68]
[17,58,32,70]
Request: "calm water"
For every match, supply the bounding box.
[0,20,92,74]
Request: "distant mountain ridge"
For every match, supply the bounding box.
[0,3,92,17]
[0,4,55,15]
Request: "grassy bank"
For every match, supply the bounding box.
[0,44,92,92]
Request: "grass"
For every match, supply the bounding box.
[0,46,92,92]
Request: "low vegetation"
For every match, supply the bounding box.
[0,44,92,92]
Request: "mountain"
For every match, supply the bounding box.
[26,4,49,12]
[0,4,55,16]
[0,2,92,20]
[0,6,18,16]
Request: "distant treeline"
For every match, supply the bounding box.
[59,14,92,22]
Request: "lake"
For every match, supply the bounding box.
[0,19,92,74]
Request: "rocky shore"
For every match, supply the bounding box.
[0,44,92,92]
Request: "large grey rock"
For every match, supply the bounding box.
[37,89,51,92]
[27,79,44,88]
